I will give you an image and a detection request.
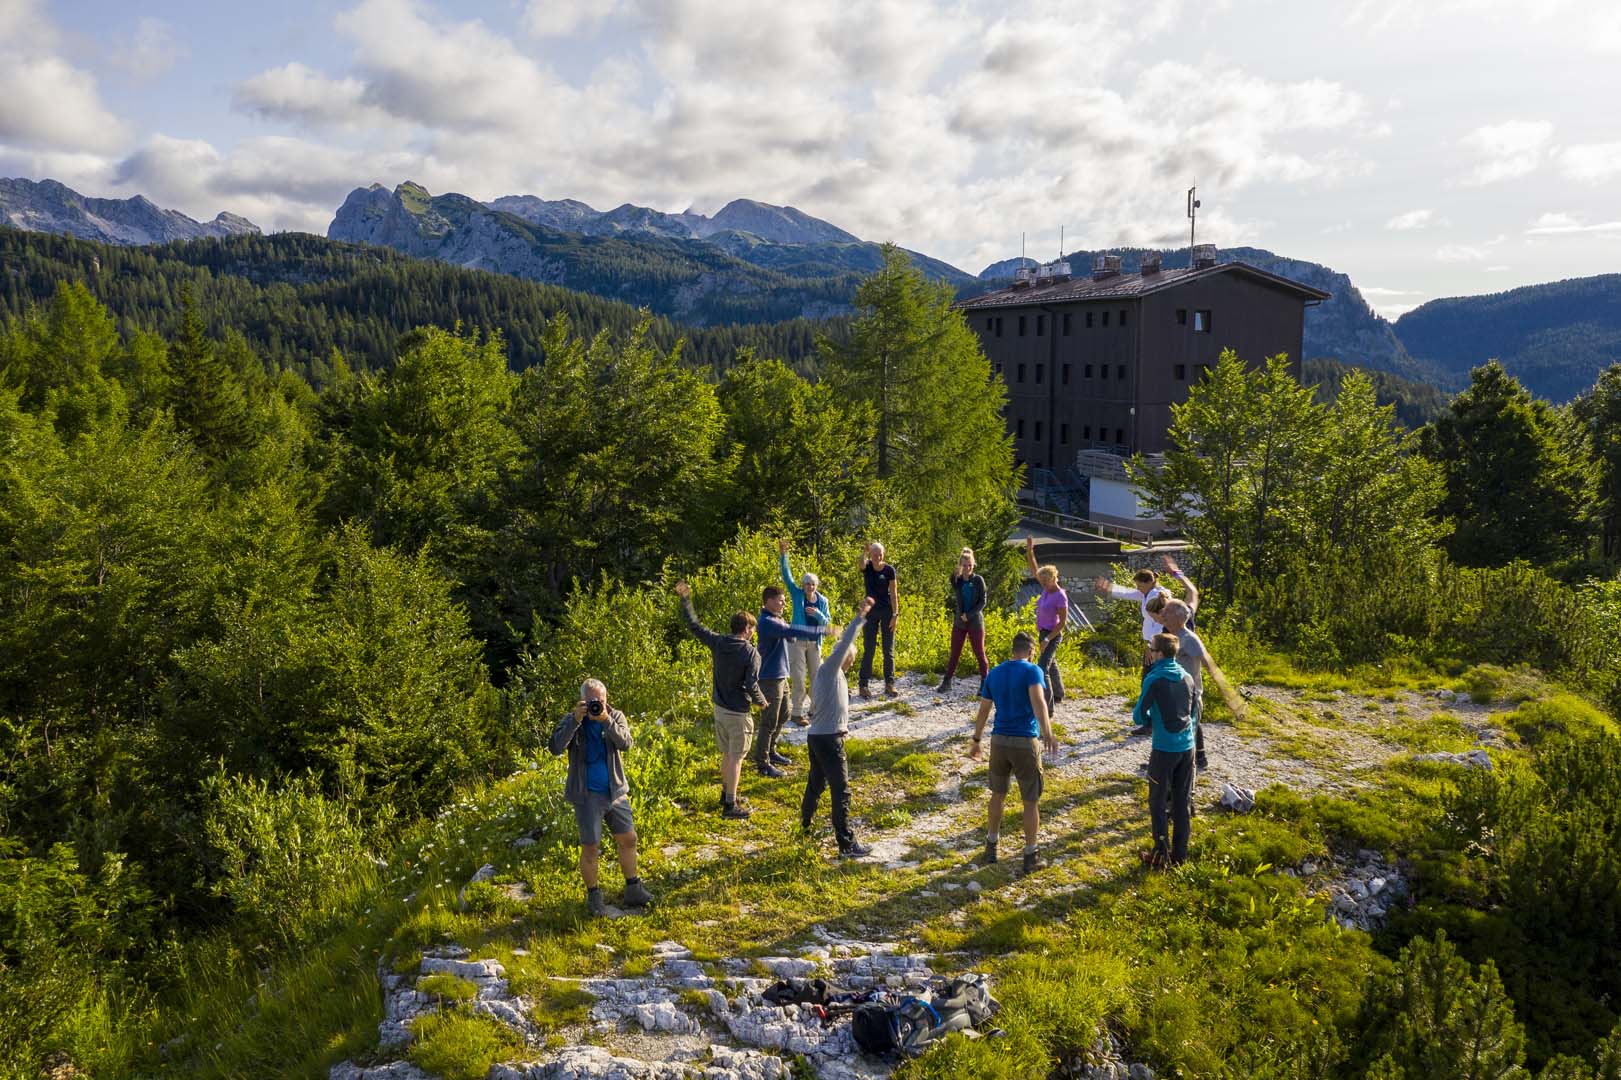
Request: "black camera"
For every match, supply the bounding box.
[585,699,605,716]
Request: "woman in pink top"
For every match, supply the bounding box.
[1025,535,1069,711]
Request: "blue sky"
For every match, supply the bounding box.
[5,0,1621,315]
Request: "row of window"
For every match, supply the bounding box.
[995,361,1210,384]
[984,307,1212,337]
[1016,418,1126,446]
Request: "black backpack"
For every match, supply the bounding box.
[851,974,1000,1057]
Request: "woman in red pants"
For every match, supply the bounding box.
[937,548,988,692]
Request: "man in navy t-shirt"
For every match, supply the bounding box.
[969,632,1059,874]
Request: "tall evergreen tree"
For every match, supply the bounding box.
[1572,363,1621,562]
[166,288,255,462]
[1420,361,1593,567]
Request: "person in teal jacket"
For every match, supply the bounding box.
[779,539,832,726]
[1132,633,1199,867]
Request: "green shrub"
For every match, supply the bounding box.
[1462,664,1542,705]
[409,1012,523,1080]
[417,972,477,1003]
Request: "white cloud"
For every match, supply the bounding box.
[1525,211,1621,237]
[117,17,187,79]
[1434,235,1505,262]
[1385,208,1435,230]
[1559,141,1621,183]
[1459,120,1553,185]
[0,0,125,153]
[233,62,395,131]
[523,0,622,38]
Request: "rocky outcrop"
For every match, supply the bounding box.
[0,177,260,245]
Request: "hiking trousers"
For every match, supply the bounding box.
[788,638,821,719]
[860,612,895,685]
[945,618,988,681]
[1147,748,1195,864]
[801,732,855,849]
[1037,630,1065,708]
[755,678,790,766]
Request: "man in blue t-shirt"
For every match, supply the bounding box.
[969,632,1058,874]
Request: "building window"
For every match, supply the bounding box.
[1017,363,1026,383]
[1019,315,1027,336]
[1061,363,1070,385]
[986,318,993,332]
[994,363,1002,375]
[1063,313,1072,335]
[1194,309,1212,333]
[1034,420,1043,441]
[1035,363,1044,384]
[1117,364,1126,380]
[1060,424,1069,444]
[995,317,1003,337]
[1083,425,1092,440]
[1115,428,1125,444]
[1084,363,1093,379]
[1119,309,1128,326]
[1017,418,1025,437]
[1176,308,1187,326]
[1036,314,1046,336]
[1086,311,1094,328]
[1102,310,1111,327]
[1174,363,1186,380]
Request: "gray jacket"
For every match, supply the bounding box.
[808,617,864,736]
[679,596,769,712]
[548,706,632,804]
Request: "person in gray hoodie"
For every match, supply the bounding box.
[548,678,653,916]
[801,596,876,858]
[676,581,768,819]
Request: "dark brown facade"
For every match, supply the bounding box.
[958,263,1328,466]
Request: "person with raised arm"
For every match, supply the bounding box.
[1025,534,1069,712]
[753,585,836,777]
[802,596,878,859]
[778,538,832,728]
[969,632,1059,875]
[675,580,767,819]
[1092,567,1172,735]
[858,541,900,699]
[1133,633,1199,867]
[937,547,988,693]
[548,679,652,916]
[1158,597,1212,772]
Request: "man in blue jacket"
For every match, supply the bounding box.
[1133,633,1200,868]
[755,585,836,778]
[779,539,831,728]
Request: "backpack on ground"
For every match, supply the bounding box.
[850,973,1001,1057]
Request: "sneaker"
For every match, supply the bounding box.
[884,680,898,698]
[721,800,753,820]
[791,715,810,727]
[980,841,998,865]
[770,751,793,766]
[1196,752,1210,771]
[1022,850,1042,875]
[1137,760,1150,774]
[586,888,607,917]
[1129,725,1152,737]
[756,763,786,779]
[622,879,653,908]
[935,678,952,693]
[839,841,872,859]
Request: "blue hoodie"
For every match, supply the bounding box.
[756,610,828,681]
[779,552,832,628]
[1132,657,1199,753]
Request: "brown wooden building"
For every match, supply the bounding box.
[956,249,1329,466]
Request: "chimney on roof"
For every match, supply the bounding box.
[1093,254,1122,279]
[1140,252,1162,275]
[1050,259,1072,282]
[1013,265,1034,288]
[1191,244,1218,269]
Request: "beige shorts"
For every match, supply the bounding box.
[987,735,1044,801]
[712,706,755,757]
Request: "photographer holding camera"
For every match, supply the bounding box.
[548,678,652,916]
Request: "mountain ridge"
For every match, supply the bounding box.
[0,177,259,245]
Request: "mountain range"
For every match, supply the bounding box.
[4,176,1620,401]
[0,177,259,245]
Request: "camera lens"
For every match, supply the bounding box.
[586,699,604,715]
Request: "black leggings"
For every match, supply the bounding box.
[802,733,854,849]
[860,612,895,683]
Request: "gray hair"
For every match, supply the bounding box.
[801,572,819,588]
[1162,599,1191,621]
[580,678,607,700]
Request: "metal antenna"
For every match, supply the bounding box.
[1021,232,1026,265]
[1059,225,1064,260]
[1187,186,1200,251]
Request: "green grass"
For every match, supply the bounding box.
[417,973,477,1003]
[409,1013,524,1080]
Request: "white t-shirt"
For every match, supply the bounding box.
[1109,584,1171,642]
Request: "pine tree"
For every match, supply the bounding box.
[166,287,255,462]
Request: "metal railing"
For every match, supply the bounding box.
[1018,500,1156,545]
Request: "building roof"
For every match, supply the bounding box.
[954,261,1331,311]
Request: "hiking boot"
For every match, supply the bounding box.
[858,682,871,700]
[721,800,753,820]
[756,763,786,779]
[839,841,873,859]
[1137,760,1151,774]
[622,879,653,908]
[1129,724,1152,737]
[980,840,998,865]
[1021,850,1042,875]
[770,750,793,766]
[1140,848,1170,871]
[586,887,607,917]
[791,714,810,727]
[884,679,898,698]
[1196,752,1210,771]
[935,677,953,693]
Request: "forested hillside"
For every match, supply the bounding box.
[0,228,842,379]
[1397,274,1621,402]
[1304,357,1451,427]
